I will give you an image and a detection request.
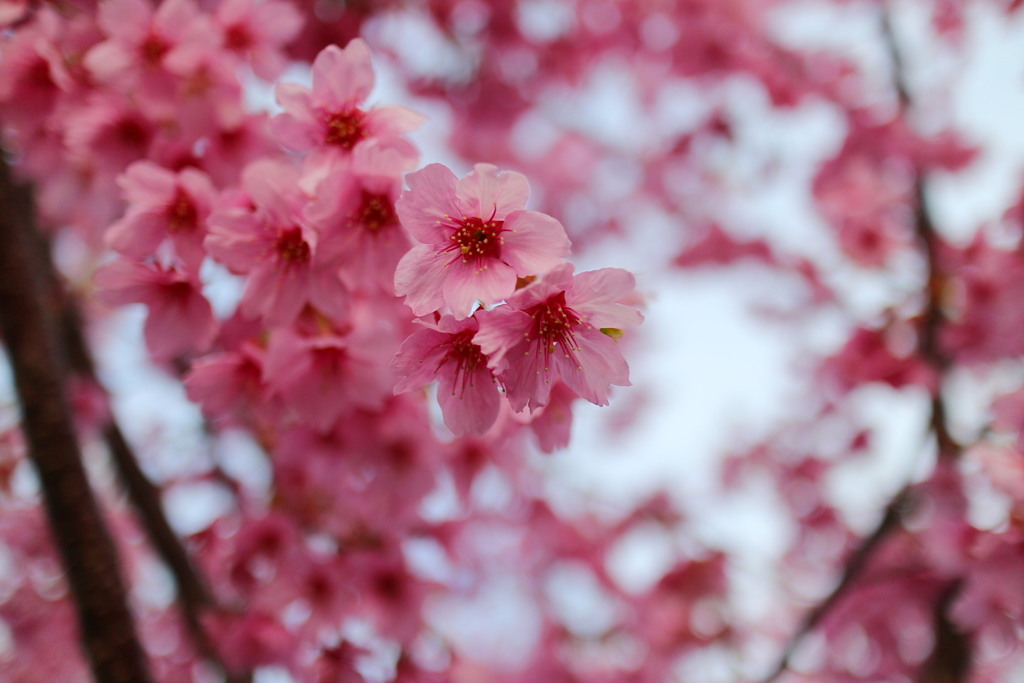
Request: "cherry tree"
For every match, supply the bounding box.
[1,0,1023,682]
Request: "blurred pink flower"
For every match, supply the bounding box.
[271,39,423,174]
[94,259,217,360]
[106,161,215,272]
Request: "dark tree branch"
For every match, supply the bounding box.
[0,155,153,681]
[764,12,969,682]
[12,161,251,680]
[917,580,970,683]
[761,487,912,682]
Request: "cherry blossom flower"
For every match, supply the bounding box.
[394,163,572,319]
[206,159,347,325]
[270,39,423,173]
[63,94,159,179]
[83,0,217,100]
[214,0,303,81]
[263,327,392,430]
[393,315,501,436]
[0,9,74,134]
[305,143,410,293]
[475,263,641,411]
[185,341,268,421]
[93,258,217,360]
[106,161,215,272]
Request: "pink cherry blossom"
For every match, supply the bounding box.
[205,159,348,325]
[394,163,572,318]
[214,0,303,81]
[263,327,392,430]
[270,39,424,172]
[93,258,217,360]
[83,0,218,102]
[184,341,268,422]
[393,315,501,436]
[526,381,577,453]
[475,263,641,411]
[106,161,215,272]
[0,9,74,135]
[305,144,410,293]
[63,93,158,179]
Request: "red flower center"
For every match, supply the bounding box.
[445,215,504,263]
[167,189,198,232]
[526,291,583,368]
[355,190,397,232]
[324,109,366,149]
[224,24,252,51]
[276,227,311,264]
[436,330,491,397]
[141,34,169,66]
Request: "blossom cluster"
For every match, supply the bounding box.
[0,6,646,678]
[7,0,1024,681]
[392,162,642,436]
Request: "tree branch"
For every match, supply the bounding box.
[13,161,252,681]
[763,12,969,682]
[0,154,153,681]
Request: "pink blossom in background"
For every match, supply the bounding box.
[185,341,268,421]
[271,39,424,176]
[105,161,215,272]
[394,162,571,318]
[83,0,218,104]
[263,327,393,430]
[206,159,348,325]
[5,0,1024,680]
[93,258,217,360]
[305,143,410,293]
[213,0,303,81]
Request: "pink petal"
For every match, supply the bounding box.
[93,260,157,305]
[118,161,176,205]
[106,211,167,258]
[392,327,449,394]
[554,329,630,407]
[456,164,529,220]
[529,382,576,453]
[243,263,309,325]
[145,284,217,359]
[394,244,448,316]
[438,371,501,437]
[97,0,151,42]
[504,262,575,311]
[312,40,374,110]
[205,210,269,272]
[473,306,532,371]
[500,210,572,275]
[500,339,551,411]
[395,164,460,243]
[571,268,644,329]
[83,42,137,83]
[271,84,319,151]
[441,260,516,319]
[366,105,426,137]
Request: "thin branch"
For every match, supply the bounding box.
[761,487,912,682]
[15,164,252,681]
[763,11,968,682]
[0,154,153,682]
[917,580,970,683]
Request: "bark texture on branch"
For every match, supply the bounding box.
[0,155,153,683]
